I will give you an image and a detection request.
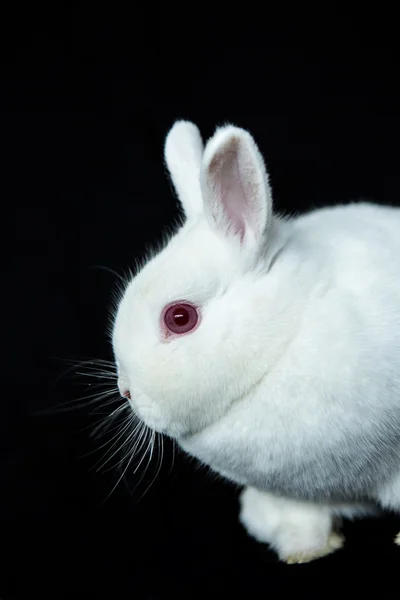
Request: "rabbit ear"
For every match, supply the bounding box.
[200,125,272,249]
[164,121,204,220]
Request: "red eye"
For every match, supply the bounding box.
[163,302,200,336]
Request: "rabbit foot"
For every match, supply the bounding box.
[395,532,400,546]
[285,531,345,564]
[239,487,345,565]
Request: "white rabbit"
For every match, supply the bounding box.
[112,120,400,563]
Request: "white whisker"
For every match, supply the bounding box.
[100,429,146,505]
[97,427,140,473]
[131,423,150,461]
[75,371,117,381]
[168,438,176,475]
[89,414,138,467]
[53,354,170,504]
[132,427,152,475]
[135,432,164,503]
[87,403,130,439]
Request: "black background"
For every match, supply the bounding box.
[2,5,400,599]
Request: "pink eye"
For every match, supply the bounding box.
[163,302,200,336]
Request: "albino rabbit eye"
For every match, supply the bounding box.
[163,302,199,335]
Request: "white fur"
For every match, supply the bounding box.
[200,125,272,253]
[239,488,377,562]
[164,120,204,219]
[112,121,400,562]
[377,470,400,510]
[239,487,334,561]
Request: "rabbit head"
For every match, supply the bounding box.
[112,121,292,439]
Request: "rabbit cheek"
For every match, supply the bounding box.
[131,393,168,433]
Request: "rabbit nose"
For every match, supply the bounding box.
[117,373,130,400]
[122,389,131,400]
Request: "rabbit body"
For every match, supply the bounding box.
[112,121,400,562]
[179,200,400,505]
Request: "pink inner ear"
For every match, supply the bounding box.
[212,149,247,239]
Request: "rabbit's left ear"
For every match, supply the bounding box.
[200,125,273,250]
[164,121,204,220]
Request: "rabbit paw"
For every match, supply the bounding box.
[285,531,345,565]
[395,532,400,546]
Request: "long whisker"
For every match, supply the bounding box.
[44,355,120,419]
[95,419,142,472]
[83,415,134,461]
[136,432,165,503]
[105,419,150,476]
[168,438,176,476]
[79,420,131,460]
[90,414,139,470]
[100,428,148,505]
[106,434,140,472]
[42,389,120,415]
[80,403,131,446]
[51,352,170,505]
[132,427,152,475]
[51,357,117,385]
[130,423,150,463]
[81,422,135,464]
[75,372,117,380]
[105,403,129,418]
[87,264,127,283]
[133,429,156,492]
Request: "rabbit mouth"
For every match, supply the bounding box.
[116,372,164,431]
[125,388,170,433]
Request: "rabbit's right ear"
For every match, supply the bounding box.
[164,121,204,220]
[200,125,273,254]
